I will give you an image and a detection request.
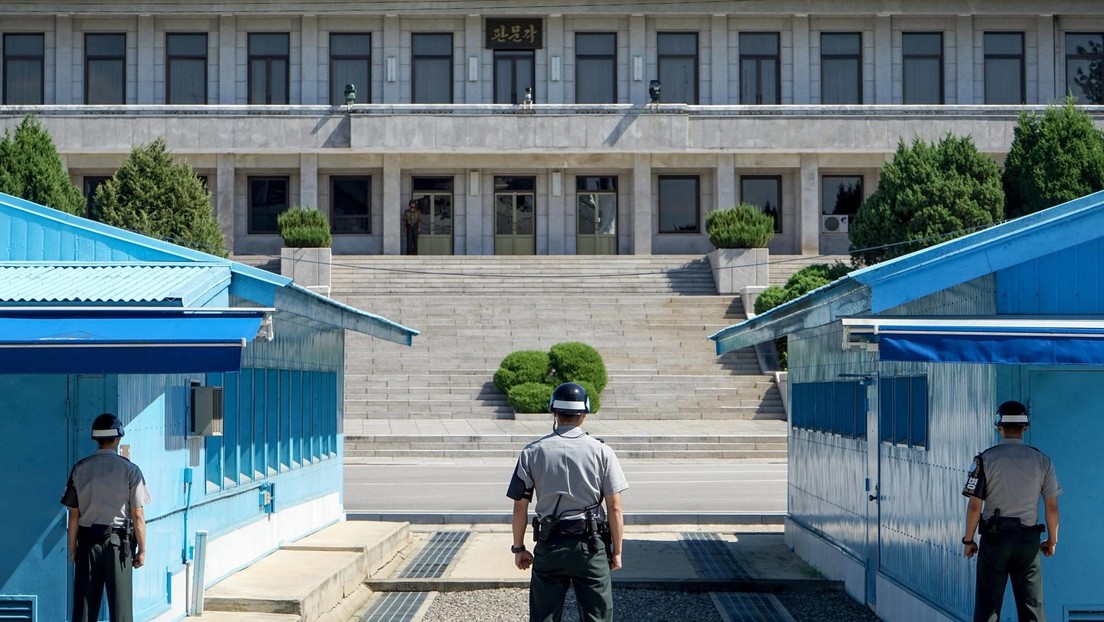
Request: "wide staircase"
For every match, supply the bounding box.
[326,255,789,460]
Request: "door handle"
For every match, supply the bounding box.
[868,494,880,502]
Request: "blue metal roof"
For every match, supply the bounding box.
[710,189,1104,354]
[0,263,230,306]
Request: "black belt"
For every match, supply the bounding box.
[552,520,590,536]
[78,524,126,539]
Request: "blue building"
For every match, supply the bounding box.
[0,192,416,621]
[711,191,1104,621]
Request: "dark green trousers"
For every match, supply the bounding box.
[530,534,613,622]
[72,531,132,622]
[974,531,1045,622]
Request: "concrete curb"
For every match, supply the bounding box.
[364,578,844,593]
[347,512,786,525]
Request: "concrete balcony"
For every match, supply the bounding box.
[1,104,1101,156]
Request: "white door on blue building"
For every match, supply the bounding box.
[1027,370,1104,622]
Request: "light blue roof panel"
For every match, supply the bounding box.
[0,263,230,306]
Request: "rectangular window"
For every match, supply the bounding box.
[576,33,616,103]
[821,32,862,104]
[331,176,371,234]
[576,175,618,237]
[494,49,535,104]
[85,33,126,104]
[658,175,700,234]
[3,33,44,105]
[248,33,289,105]
[657,32,698,104]
[791,381,867,439]
[821,174,863,234]
[740,175,782,233]
[879,376,928,448]
[984,32,1024,104]
[248,176,289,234]
[902,32,943,104]
[83,175,111,220]
[412,33,453,104]
[166,33,207,104]
[739,32,780,105]
[1066,33,1104,104]
[331,33,371,105]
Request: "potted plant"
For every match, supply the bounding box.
[705,203,774,295]
[278,206,333,296]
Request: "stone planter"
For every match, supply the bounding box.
[281,247,332,296]
[708,248,769,294]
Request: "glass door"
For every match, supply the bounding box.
[494,50,534,104]
[411,177,454,255]
[494,176,536,255]
[576,176,618,255]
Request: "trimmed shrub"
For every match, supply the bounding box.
[493,350,551,394]
[549,342,608,393]
[753,262,853,369]
[508,382,555,414]
[753,286,789,316]
[705,203,775,249]
[278,207,332,248]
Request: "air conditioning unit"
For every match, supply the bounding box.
[822,214,849,233]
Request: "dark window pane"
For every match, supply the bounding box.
[413,33,452,56]
[985,58,1023,104]
[576,33,615,56]
[494,50,534,104]
[86,33,125,57]
[910,376,928,448]
[249,33,289,56]
[85,34,125,104]
[658,33,697,55]
[413,176,453,192]
[984,32,1022,56]
[331,33,370,56]
[740,33,780,105]
[4,34,45,105]
[167,33,206,56]
[822,58,861,104]
[904,58,941,104]
[248,33,289,105]
[740,32,778,56]
[903,32,941,55]
[576,176,617,192]
[331,34,371,105]
[249,177,289,234]
[515,195,535,234]
[658,176,700,233]
[331,176,371,234]
[168,59,206,104]
[822,33,860,55]
[822,176,863,215]
[741,176,782,233]
[1065,33,1104,104]
[83,176,111,220]
[576,33,616,104]
[413,33,453,103]
[495,176,535,191]
[657,33,698,104]
[5,33,44,56]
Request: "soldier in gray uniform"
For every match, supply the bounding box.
[962,400,1061,622]
[506,382,628,622]
[61,413,152,622]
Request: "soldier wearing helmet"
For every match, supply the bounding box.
[506,382,628,622]
[961,400,1061,622]
[61,413,152,622]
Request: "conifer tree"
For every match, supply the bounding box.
[0,115,85,215]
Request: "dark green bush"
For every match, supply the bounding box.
[549,342,607,393]
[753,263,853,370]
[508,382,555,413]
[576,380,601,414]
[278,207,332,248]
[754,286,789,315]
[705,203,775,249]
[493,350,551,394]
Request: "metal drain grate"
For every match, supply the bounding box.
[713,593,797,622]
[359,592,428,622]
[399,530,470,579]
[681,532,751,579]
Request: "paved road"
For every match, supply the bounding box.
[344,460,787,516]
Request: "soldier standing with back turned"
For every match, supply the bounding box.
[62,413,152,622]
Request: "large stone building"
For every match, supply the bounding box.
[0,1,1102,258]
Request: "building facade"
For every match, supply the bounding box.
[0,1,1102,258]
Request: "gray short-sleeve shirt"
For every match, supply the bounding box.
[61,449,152,528]
[507,425,628,521]
[962,438,1061,526]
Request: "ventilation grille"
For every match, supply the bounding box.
[358,592,428,622]
[681,532,751,579]
[714,593,797,622]
[399,531,469,579]
[1069,610,1104,622]
[0,596,35,622]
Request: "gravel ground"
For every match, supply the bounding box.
[419,588,879,622]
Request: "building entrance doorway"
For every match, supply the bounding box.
[494,50,534,104]
[411,176,454,255]
[494,176,535,255]
[576,176,618,254]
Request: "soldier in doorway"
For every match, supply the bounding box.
[404,199,422,255]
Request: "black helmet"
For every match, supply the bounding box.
[91,413,125,439]
[996,400,1029,426]
[549,382,590,415]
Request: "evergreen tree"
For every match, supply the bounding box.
[0,115,85,215]
[1002,100,1104,218]
[95,138,227,256]
[849,134,1004,266]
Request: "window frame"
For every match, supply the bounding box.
[901,32,944,105]
[740,175,783,234]
[878,375,929,449]
[493,49,536,104]
[983,32,1025,105]
[3,32,45,105]
[1065,32,1104,105]
[247,175,290,235]
[329,32,372,106]
[330,175,372,235]
[820,32,863,104]
[657,175,701,234]
[739,32,781,105]
[247,32,290,105]
[165,32,208,105]
[575,32,617,104]
[411,32,454,104]
[84,32,126,105]
[657,32,699,104]
[821,174,864,216]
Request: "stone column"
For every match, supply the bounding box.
[547,15,564,104]
[629,15,647,106]
[792,16,810,104]
[955,15,974,105]
[548,171,567,254]
[216,154,236,251]
[715,154,736,211]
[874,15,891,104]
[55,16,73,104]
[219,15,237,104]
[300,154,318,210]
[799,154,819,255]
[382,155,401,254]
[632,154,652,255]
[1037,15,1055,103]
[137,16,154,104]
[710,15,729,105]
[465,170,483,255]
[302,15,319,105]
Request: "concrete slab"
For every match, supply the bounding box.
[187,613,299,621]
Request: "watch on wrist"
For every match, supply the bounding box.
[961,537,975,545]
[511,544,527,554]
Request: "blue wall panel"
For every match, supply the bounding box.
[997,237,1104,314]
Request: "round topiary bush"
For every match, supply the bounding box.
[549,342,607,393]
[508,382,555,413]
[278,207,332,248]
[705,203,775,249]
[493,350,551,394]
